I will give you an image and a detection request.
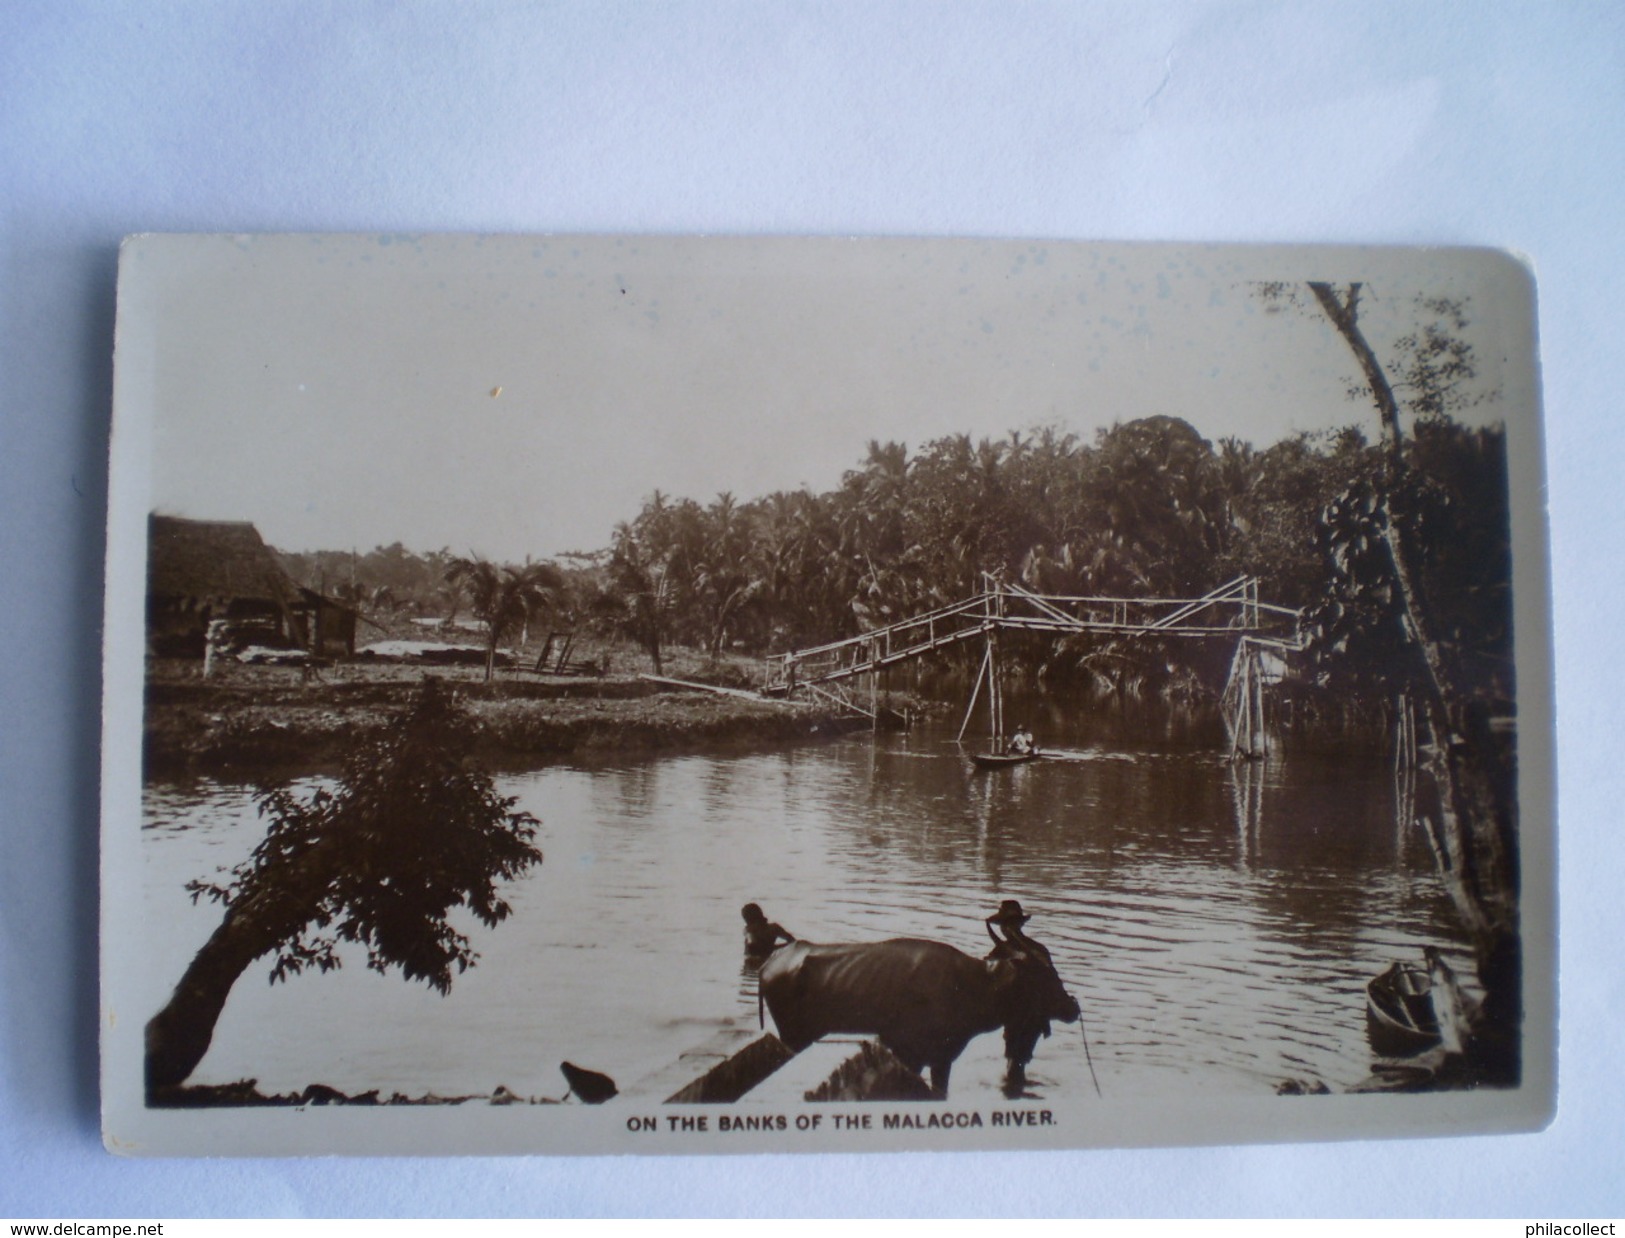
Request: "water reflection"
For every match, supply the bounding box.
[1228,758,1264,871]
[140,709,1471,1100]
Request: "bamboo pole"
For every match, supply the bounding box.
[1240,650,1252,756]
[1221,639,1245,758]
[957,642,992,743]
[1250,646,1266,757]
[989,628,1004,752]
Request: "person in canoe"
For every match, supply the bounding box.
[1008,724,1037,756]
[741,902,796,963]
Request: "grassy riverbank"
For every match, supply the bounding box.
[143,654,890,774]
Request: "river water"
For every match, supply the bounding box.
[139,703,1471,1103]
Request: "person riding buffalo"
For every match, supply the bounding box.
[741,902,796,963]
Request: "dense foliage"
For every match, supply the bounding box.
[1303,420,1512,704]
[147,680,544,1088]
[586,413,1507,707]
[272,410,1509,710]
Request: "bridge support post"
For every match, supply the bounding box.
[870,637,880,732]
[1223,639,1267,761]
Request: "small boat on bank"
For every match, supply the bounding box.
[1365,960,1442,1057]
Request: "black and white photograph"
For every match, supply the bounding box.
[100,233,1552,1157]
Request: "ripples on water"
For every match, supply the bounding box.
[140,713,1471,1102]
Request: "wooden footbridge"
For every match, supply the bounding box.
[762,575,1305,759]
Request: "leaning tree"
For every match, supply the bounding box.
[145,679,544,1093]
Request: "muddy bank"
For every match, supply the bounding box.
[144,673,893,774]
[149,1080,563,1107]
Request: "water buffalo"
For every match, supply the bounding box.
[758,937,1081,1097]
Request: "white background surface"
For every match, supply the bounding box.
[2,0,1620,1218]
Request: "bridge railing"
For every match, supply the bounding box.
[762,578,1302,691]
[1003,577,1301,631]
[764,594,997,688]
[770,592,993,665]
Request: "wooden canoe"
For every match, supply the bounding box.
[1365,961,1442,1057]
[969,750,1041,770]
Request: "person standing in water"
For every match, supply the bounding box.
[741,902,795,963]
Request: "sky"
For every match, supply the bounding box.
[123,234,1532,562]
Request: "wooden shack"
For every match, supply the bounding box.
[146,515,355,657]
[293,585,359,658]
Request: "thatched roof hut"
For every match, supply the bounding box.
[146,514,355,657]
[147,515,300,613]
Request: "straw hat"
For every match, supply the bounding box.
[988,899,1031,926]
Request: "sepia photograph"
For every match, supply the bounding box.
[100,234,1552,1156]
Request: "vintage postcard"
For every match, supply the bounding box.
[101,235,1554,1156]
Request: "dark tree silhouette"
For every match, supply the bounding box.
[145,680,544,1093]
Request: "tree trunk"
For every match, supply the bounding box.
[1308,283,1404,461]
[146,848,329,1093]
[145,906,283,1093]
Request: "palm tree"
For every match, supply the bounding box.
[752,489,834,647]
[600,527,671,674]
[445,555,564,681]
[692,493,763,656]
